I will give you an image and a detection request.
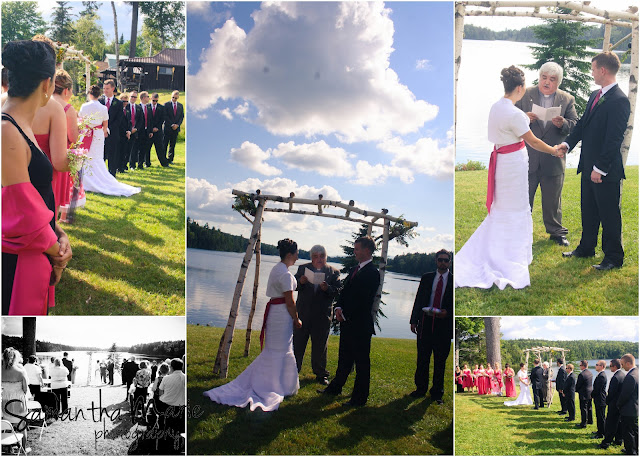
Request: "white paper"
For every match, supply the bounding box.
[532,103,561,123]
[304,267,325,285]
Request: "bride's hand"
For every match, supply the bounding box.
[294,318,302,329]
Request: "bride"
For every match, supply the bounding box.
[204,238,303,411]
[78,85,140,197]
[455,66,559,290]
[504,363,533,406]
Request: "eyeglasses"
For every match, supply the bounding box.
[437,258,450,263]
[171,97,178,100]
[152,100,158,103]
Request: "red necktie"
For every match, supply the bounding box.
[590,89,602,112]
[173,103,177,116]
[152,104,156,115]
[350,265,360,279]
[106,97,111,109]
[431,275,443,331]
[143,105,148,128]
[131,104,135,128]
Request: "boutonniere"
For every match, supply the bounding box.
[596,95,606,107]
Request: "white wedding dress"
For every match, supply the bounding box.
[504,369,533,406]
[79,100,141,197]
[204,262,299,411]
[455,97,533,290]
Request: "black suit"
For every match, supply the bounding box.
[556,366,568,413]
[409,270,452,400]
[62,357,73,382]
[123,103,144,170]
[617,367,638,455]
[530,365,544,408]
[576,368,594,426]
[565,371,577,420]
[99,95,124,176]
[565,84,630,265]
[592,370,608,436]
[163,100,184,163]
[603,369,626,445]
[325,261,380,405]
[147,102,168,166]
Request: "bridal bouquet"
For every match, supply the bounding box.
[65,114,98,223]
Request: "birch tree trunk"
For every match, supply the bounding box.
[22,317,36,360]
[621,18,638,166]
[373,219,390,319]
[454,325,460,368]
[213,199,265,377]
[454,2,466,134]
[244,229,261,357]
[484,317,501,367]
[111,2,120,87]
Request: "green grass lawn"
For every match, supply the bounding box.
[52,140,185,315]
[455,166,638,315]
[455,390,622,455]
[187,325,453,455]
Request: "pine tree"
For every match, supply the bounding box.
[1,2,47,48]
[524,7,599,113]
[50,1,75,43]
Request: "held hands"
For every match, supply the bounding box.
[335,308,345,322]
[294,317,302,329]
[172,124,178,130]
[553,144,567,158]
[551,115,564,128]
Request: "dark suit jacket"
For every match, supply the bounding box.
[337,261,380,336]
[576,369,594,399]
[124,103,144,139]
[409,270,453,340]
[138,103,152,135]
[617,367,638,417]
[163,101,184,133]
[123,360,139,384]
[515,86,578,176]
[150,103,165,131]
[294,262,340,323]
[530,365,544,390]
[565,371,576,398]
[565,84,630,182]
[592,370,607,405]
[556,366,567,391]
[607,369,626,407]
[62,358,73,381]
[99,95,123,140]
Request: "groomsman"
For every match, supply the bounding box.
[576,360,594,428]
[318,236,380,407]
[564,364,577,422]
[617,354,638,455]
[99,79,123,176]
[409,249,453,404]
[149,93,169,167]
[62,352,73,382]
[556,358,568,415]
[592,360,608,439]
[124,91,143,171]
[599,359,625,449]
[163,90,184,164]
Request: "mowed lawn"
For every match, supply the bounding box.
[187,325,453,455]
[455,166,638,315]
[455,390,623,455]
[53,91,185,314]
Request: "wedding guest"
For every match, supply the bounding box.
[564,364,577,422]
[555,358,568,415]
[24,355,43,398]
[503,363,516,398]
[51,69,77,215]
[293,244,340,385]
[408,249,452,403]
[617,354,638,455]
[599,359,625,449]
[542,361,553,407]
[159,358,186,434]
[107,359,115,385]
[2,348,28,446]
[462,364,473,392]
[132,361,152,417]
[151,360,158,382]
[592,360,608,439]
[576,360,593,428]
[455,366,464,393]
[2,39,72,315]
[151,362,170,404]
[50,357,69,414]
[123,358,139,401]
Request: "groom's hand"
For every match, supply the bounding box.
[410,324,417,334]
[591,170,603,183]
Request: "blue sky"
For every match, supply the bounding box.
[186,2,454,257]
[500,317,639,342]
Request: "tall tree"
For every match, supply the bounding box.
[128,1,139,59]
[111,1,120,87]
[1,2,47,48]
[484,317,501,368]
[455,317,484,367]
[524,7,599,113]
[139,1,185,49]
[139,22,163,56]
[80,1,100,17]
[50,1,75,43]
[23,317,37,359]
[73,14,106,60]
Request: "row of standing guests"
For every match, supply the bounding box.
[455,363,520,397]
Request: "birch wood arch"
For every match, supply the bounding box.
[212,189,418,378]
[53,42,92,94]
[455,1,639,165]
[524,345,570,369]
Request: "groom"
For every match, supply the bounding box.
[559,52,631,270]
[99,79,124,176]
[531,359,544,409]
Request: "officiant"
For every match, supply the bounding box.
[515,62,578,246]
[293,245,340,385]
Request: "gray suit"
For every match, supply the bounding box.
[515,86,578,236]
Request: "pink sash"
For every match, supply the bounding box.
[2,183,58,315]
[486,140,526,213]
[80,125,101,151]
[260,297,286,350]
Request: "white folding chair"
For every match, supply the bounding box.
[1,419,26,455]
[26,401,46,440]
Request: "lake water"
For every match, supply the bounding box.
[187,249,424,340]
[456,39,639,167]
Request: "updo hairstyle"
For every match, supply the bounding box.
[2,40,55,98]
[500,65,525,94]
[88,84,102,99]
[54,69,73,94]
[277,238,298,260]
[2,347,18,369]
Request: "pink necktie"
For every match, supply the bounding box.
[106,98,111,109]
[590,90,602,112]
[173,103,177,116]
[143,105,148,128]
[131,105,135,128]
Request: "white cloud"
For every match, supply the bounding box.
[188,2,231,24]
[352,160,413,185]
[500,317,535,338]
[377,136,454,180]
[218,108,233,120]
[601,317,639,341]
[188,2,438,142]
[233,102,250,116]
[415,59,431,70]
[560,318,581,327]
[272,141,354,177]
[545,322,560,331]
[230,141,282,176]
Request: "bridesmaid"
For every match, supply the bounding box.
[493,362,503,395]
[462,364,473,392]
[477,364,486,395]
[472,364,480,393]
[503,363,516,398]
[486,363,495,395]
[455,366,464,393]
